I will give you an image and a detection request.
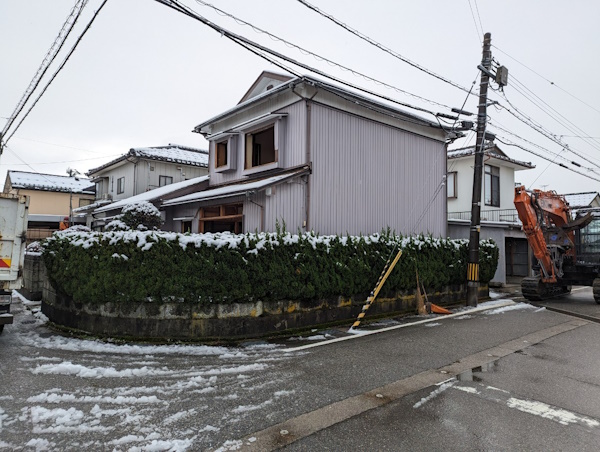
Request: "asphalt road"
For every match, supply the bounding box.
[525,286,600,321]
[1,292,599,451]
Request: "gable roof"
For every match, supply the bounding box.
[87,144,208,175]
[193,74,442,136]
[7,170,95,194]
[238,71,293,104]
[563,192,600,208]
[93,175,210,214]
[448,143,534,170]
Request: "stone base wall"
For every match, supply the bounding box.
[19,254,44,301]
[41,283,489,341]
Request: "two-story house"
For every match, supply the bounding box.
[3,170,95,240]
[447,142,535,285]
[161,71,451,237]
[82,144,209,229]
[87,144,209,202]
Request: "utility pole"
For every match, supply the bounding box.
[466,32,493,306]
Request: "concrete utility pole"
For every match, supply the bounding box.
[466,32,493,307]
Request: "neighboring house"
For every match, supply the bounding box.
[563,192,600,209]
[77,175,209,231]
[446,143,535,285]
[2,170,95,240]
[162,71,450,237]
[87,144,209,203]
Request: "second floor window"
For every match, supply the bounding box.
[245,125,276,169]
[216,141,228,168]
[484,164,500,207]
[159,175,173,187]
[447,172,457,198]
[117,177,125,194]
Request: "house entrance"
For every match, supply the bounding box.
[505,237,529,277]
[198,204,243,233]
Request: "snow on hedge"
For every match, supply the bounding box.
[47,229,474,255]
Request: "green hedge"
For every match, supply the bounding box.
[42,229,498,304]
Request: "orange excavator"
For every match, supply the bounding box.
[514,185,600,302]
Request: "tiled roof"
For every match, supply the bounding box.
[447,144,534,169]
[7,171,94,194]
[563,192,599,208]
[87,144,208,175]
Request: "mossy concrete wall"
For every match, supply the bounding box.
[41,276,488,340]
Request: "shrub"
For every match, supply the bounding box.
[42,230,498,304]
[120,201,162,230]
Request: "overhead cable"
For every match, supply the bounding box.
[492,44,600,116]
[1,0,89,141]
[295,0,474,95]
[3,0,110,146]
[193,0,455,111]
[154,0,448,119]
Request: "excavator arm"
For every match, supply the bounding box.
[514,185,557,282]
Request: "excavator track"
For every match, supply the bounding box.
[593,278,600,304]
[521,276,570,301]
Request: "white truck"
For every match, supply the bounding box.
[0,193,29,334]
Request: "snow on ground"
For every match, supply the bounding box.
[484,303,537,315]
[1,292,299,451]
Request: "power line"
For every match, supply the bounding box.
[492,44,600,116]
[1,0,89,143]
[494,94,600,170]
[192,0,455,111]
[503,73,600,155]
[3,0,110,147]
[466,0,483,40]
[0,152,121,166]
[154,0,453,121]
[494,136,600,183]
[295,0,474,95]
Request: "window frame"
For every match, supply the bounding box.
[447,171,457,199]
[159,175,173,187]
[242,120,283,175]
[117,177,125,195]
[484,164,500,207]
[211,135,237,173]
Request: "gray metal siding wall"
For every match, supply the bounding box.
[310,104,447,236]
[264,178,306,233]
[243,195,264,233]
[208,100,306,186]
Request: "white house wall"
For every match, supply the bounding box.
[447,157,518,213]
[107,165,135,201]
[310,103,447,236]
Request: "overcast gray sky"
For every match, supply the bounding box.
[1,0,599,195]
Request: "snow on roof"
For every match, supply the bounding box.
[163,168,309,207]
[447,144,534,169]
[8,170,94,194]
[87,144,208,175]
[94,175,209,213]
[193,74,441,135]
[563,192,599,208]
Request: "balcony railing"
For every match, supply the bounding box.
[448,209,521,224]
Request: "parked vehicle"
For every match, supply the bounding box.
[0,193,29,334]
[514,185,600,302]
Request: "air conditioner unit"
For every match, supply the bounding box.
[100,193,112,201]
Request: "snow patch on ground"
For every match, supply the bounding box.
[485,303,536,315]
[424,323,441,327]
[413,380,456,408]
[507,397,600,427]
[454,315,473,320]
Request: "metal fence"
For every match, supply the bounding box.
[448,209,521,224]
